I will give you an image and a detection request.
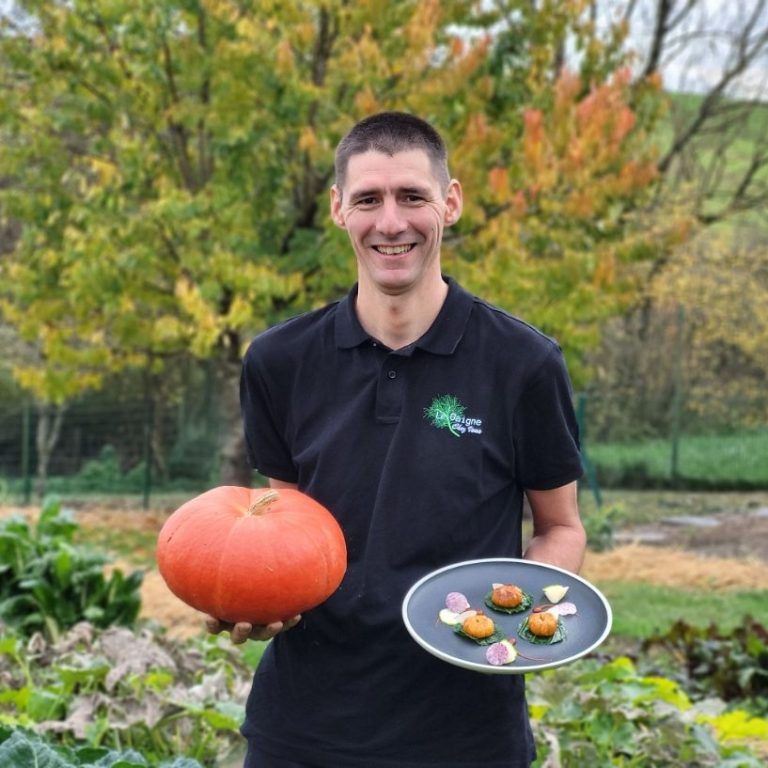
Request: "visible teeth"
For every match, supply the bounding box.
[375,245,413,255]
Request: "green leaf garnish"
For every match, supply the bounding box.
[452,623,506,645]
[518,616,567,645]
[484,590,533,614]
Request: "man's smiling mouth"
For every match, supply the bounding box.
[373,244,415,255]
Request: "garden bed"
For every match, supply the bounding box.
[3,491,768,638]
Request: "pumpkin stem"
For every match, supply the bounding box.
[247,489,280,516]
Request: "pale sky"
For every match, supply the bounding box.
[601,0,768,99]
[1,0,766,100]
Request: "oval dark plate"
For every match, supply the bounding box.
[402,558,612,674]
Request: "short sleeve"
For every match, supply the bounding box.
[240,341,299,483]
[513,345,583,490]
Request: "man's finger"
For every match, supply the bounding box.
[231,621,256,644]
[205,616,226,635]
[283,615,302,631]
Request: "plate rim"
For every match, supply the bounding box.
[401,557,613,674]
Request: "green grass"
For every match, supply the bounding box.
[585,431,768,489]
[595,582,768,640]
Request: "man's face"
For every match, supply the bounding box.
[330,149,462,296]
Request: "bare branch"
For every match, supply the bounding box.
[640,0,699,79]
[159,32,199,192]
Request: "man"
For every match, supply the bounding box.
[210,112,586,767]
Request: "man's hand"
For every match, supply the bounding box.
[205,615,302,644]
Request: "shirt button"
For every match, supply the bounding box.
[387,370,397,379]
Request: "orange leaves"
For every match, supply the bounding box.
[523,109,545,168]
[403,0,440,51]
[574,69,636,159]
[516,68,657,220]
[488,166,508,199]
[592,253,616,289]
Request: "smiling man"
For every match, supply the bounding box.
[213,112,586,768]
[330,128,462,350]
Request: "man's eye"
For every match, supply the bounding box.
[403,195,424,203]
[356,197,378,206]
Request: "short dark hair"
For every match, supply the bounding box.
[334,112,451,194]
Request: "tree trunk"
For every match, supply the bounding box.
[216,359,253,486]
[34,401,67,498]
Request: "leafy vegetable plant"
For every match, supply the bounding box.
[641,618,768,715]
[0,726,204,767]
[0,621,252,765]
[528,656,766,766]
[0,497,142,640]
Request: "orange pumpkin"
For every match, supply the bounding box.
[156,486,347,625]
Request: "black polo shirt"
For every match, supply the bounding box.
[240,276,582,768]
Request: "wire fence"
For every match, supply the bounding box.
[0,392,228,507]
[1,388,766,508]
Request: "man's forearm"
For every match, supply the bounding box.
[523,524,586,574]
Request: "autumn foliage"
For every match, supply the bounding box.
[0,0,667,406]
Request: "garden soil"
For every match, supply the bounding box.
[3,494,768,639]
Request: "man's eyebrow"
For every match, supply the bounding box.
[348,188,380,201]
[349,184,432,201]
[399,185,432,197]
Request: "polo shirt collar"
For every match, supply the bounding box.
[335,276,473,355]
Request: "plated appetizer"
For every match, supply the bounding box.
[518,611,567,644]
[438,583,578,658]
[484,583,533,614]
[438,592,504,645]
[454,611,504,645]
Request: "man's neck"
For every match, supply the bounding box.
[356,277,448,351]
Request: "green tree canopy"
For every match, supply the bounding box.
[0,0,665,479]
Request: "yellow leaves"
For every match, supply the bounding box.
[175,278,219,356]
[294,21,317,48]
[89,157,120,186]
[647,223,768,426]
[275,39,294,75]
[354,87,381,116]
[223,293,255,330]
[153,315,186,346]
[298,126,318,153]
[174,260,303,357]
[201,0,240,24]
[697,709,768,745]
[235,16,261,41]
[13,366,104,404]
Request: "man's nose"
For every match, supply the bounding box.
[375,199,407,236]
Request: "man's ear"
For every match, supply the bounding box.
[330,185,346,228]
[443,179,463,226]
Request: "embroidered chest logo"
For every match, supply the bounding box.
[423,395,483,437]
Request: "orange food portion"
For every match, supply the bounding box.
[528,611,558,637]
[491,584,524,608]
[463,613,495,639]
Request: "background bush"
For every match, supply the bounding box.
[0,498,142,640]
